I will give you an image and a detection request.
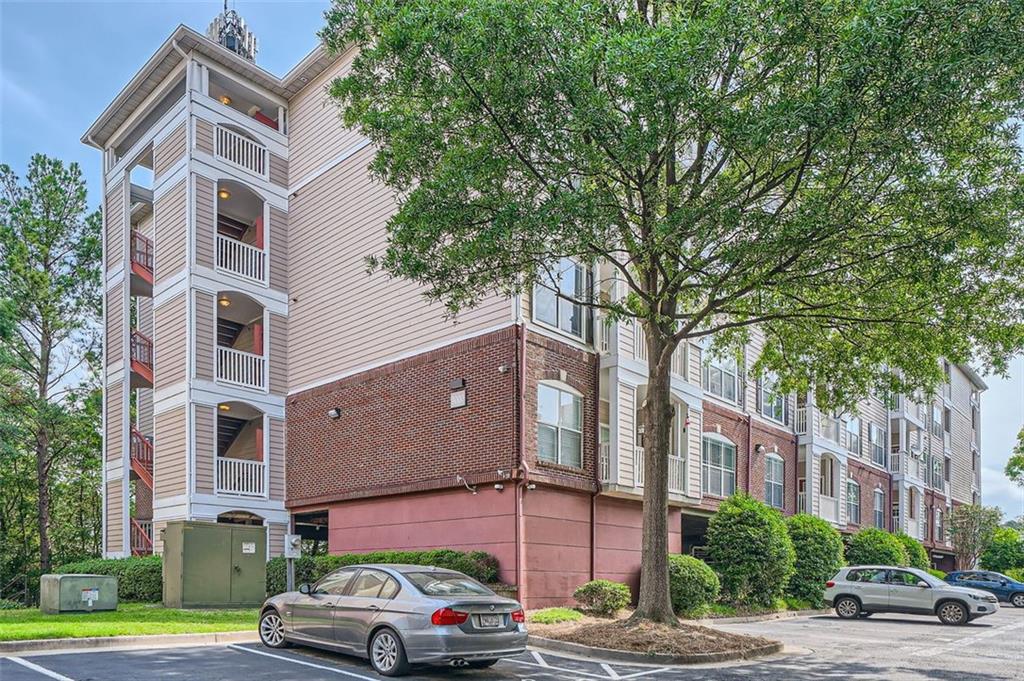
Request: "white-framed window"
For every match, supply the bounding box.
[847,481,861,525]
[759,373,787,424]
[908,487,918,520]
[846,417,862,456]
[765,455,784,509]
[931,404,943,438]
[537,383,583,468]
[923,504,930,539]
[702,435,736,497]
[533,257,590,341]
[869,423,885,466]
[819,455,837,497]
[873,489,885,528]
[936,508,944,542]
[704,355,739,403]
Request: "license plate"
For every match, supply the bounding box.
[477,614,502,628]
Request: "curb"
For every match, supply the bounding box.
[0,630,258,656]
[527,635,784,665]
[691,608,830,625]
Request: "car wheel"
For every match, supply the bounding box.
[1011,593,1024,608]
[834,596,861,619]
[466,660,499,669]
[259,610,290,648]
[369,628,410,677]
[937,601,969,625]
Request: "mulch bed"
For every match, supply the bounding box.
[530,616,776,656]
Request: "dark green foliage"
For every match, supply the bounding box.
[895,532,930,570]
[980,528,1024,572]
[54,556,162,602]
[573,579,632,616]
[266,549,500,596]
[667,554,720,617]
[785,514,846,607]
[845,528,909,567]
[707,495,796,607]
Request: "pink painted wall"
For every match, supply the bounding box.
[594,496,682,597]
[327,487,517,584]
[521,487,592,608]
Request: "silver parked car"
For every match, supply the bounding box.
[258,564,528,676]
[824,565,999,625]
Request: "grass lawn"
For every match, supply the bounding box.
[0,602,258,641]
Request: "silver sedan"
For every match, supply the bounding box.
[258,564,528,676]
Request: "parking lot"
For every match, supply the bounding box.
[2,608,1021,681]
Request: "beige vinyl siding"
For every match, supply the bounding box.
[151,520,167,555]
[106,380,125,463]
[688,342,702,389]
[137,388,154,437]
[269,153,288,188]
[105,180,125,271]
[154,293,187,390]
[268,313,287,394]
[194,291,215,381]
[153,122,186,179]
[949,367,975,503]
[195,118,214,155]
[618,384,635,486]
[154,179,187,283]
[268,522,287,557]
[105,479,123,554]
[195,176,216,269]
[686,408,702,496]
[287,48,364,184]
[269,207,288,292]
[193,403,215,495]
[287,145,509,390]
[106,282,125,368]
[269,417,285,500]
[154,406,187,499]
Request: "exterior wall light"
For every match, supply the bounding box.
[218,188,231,200]
[327,408,341,420]
[219,95,232,105]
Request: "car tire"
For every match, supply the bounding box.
[467,660,500,669]
[937,601,969,625]
[369,628,410,677]
[834,596,861,619]
[258,610,290,649]
[1011,593,1024,608]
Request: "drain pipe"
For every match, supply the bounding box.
[514,321,530,605]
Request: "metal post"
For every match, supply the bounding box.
[286,557,295,593]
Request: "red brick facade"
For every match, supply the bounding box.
[845,459,890,533]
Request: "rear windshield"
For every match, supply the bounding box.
[404,572,495,597]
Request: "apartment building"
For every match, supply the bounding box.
[87,9,986,603]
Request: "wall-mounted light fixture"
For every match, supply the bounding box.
[450,378,467,409]
[218,296,231,307]
[327,407,341,420]
[218,188,231,200]
[754,444,767,456]
[218,404,231,412]
[456,474,477,495]
[219,95,233,106]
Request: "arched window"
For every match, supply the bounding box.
[819,455,837,498]
[846,480,861,524]
[702,434,736,497]
[537,381,583,468]
[765,454,784,509]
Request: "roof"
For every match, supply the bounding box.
[82,24,337,149]
[958,363,988,391]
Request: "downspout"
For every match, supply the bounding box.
[590,345,601,581]
[746,414,753,494]
[514,321,530,605]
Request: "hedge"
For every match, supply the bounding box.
[668,554,719,617]
[266,549,500,596]
[785,514,846,607]
[1005,568,1024,583]
[54,556,163,602]
[573,579,631,616]
[894,532,929,570]
[926,568,947,580]
[845,528,908,567]
[706,494,795,607]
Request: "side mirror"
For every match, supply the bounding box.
[916,581,929,588]
[298,583,311,595]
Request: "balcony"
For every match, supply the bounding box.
[216,403,267,497]
[130,230,153,295]
[129,427,154,489]
[668,455,685,493]
[217,346,266,390]
[819,495,839,524]
[130,519,153,556]
[216,456,266,497]
[216,291,267,391]
[217,234,266,283]
[795,407,809,435]
[633,447,645,488]
[215,125,268,178]
[821,415,841,444]
[630,331,687,378]
[129,330,153,388]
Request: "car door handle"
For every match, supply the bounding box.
[319,601,336,608]
[367,604,380,611]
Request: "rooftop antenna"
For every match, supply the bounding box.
[207,0,258,63]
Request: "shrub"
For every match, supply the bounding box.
[1005,568,1024,583]
[706,494,796,608]
[895,532,930,570]
[573,579,631,616]
[529,607,583,624]
[667,554,720,617]
[266,549,500,596]
[926,568,947,580]
[0,598,23,610]
[54,556,163,602]
[785,514,846,607]
[845,528,908,567]
[980,527,1024,573]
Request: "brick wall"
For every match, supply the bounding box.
[846,459,890,533]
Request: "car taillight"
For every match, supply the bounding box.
[511,609,525,623]
[431,607,469,626]
[825,581,835,588]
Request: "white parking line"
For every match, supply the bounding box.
[226,644,380,681]
[531,650,550,666]
[600,663,620,679]
[508,657,671,680]
[7,657,76,681]
[909,620,1024,657]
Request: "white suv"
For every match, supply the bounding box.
[824,566,999,625]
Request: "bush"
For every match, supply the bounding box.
[895,532,930,570]
[573,579,631,616]
[706,494,796,608]
[785,514,846,607]
[980,528,1024,573]
[266,549,500,596]
[845,528,908,567]
[1005,568,1024,583]
[667,554,720,617]
[0,598,23,610]
[529,607,583,624]
[926,568,947,580]
[54,556,163,602]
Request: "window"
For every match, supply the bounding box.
[405,572,494,597]
[889,570,922,587]
[846,417,862,457]
[819,456,836,497]
[874,489,885,528]
[314,568,358,595]
[931,405,943,438]
[759,374,787,423]
[908,487,918,520]
[923,504,930,539]
[537,383,583,467]
[704,355,739,402]
[935,508,944,543]
[848,568,887,583]
[869,424,886,467]
[350,569,392,598]
[533,257,590,341]
[765,456,784,509]
[702,436,736,497]
[847,481,861,525]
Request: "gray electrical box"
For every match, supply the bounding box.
[39,574,118,614]
[162,520,267,608]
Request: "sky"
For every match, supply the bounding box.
[2,1,1022,521]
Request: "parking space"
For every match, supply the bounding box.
[2,608,1021,681]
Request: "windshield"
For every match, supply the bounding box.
[404,572,495,597]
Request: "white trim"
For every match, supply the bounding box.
[191,92,288,153]
[191,267,288,312]
[701,431,737,447]
[289,137,372,196]
[153,270,189,303]
[191,381,285,417]
[106,99,188,186]
[192,155,288,207]
[153,384,188,412]
[538,377,583,398]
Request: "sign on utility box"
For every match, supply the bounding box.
[39,574,118,614]
[162,521,267,608]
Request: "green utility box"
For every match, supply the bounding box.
[162,521,267,608]
[39,574,118,614]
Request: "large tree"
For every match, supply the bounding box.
[322,0,1024,621]
[947,504,1003,571]
[1005,427,1024,487]
[0,155,101,574]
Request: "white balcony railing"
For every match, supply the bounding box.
[822,416,841,444]
[668,455,685,493]
[797,492,807,513]
[633,332,648,363]
[217,235,267,283]
[215,125,268,177]
[217,346,267,390]
[820,495,839,523]
[670,345,686,378]
[633,447,645,488]
[216,457,266,497]
[596,319,611,354]
[599,442,611,482]
[795,407,808,435]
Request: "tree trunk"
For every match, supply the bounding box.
[630,327,676,624]
[36,432,51,573]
